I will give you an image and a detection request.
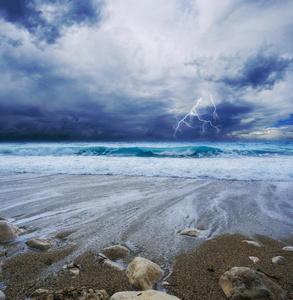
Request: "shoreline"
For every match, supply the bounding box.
[1,173,293,298]
[1,234,293,299]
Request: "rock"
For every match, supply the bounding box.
[102,245,130,260]
[242,240,261,247]
[69,267,80,276]
[30,287,109,299]
[0,220,21,242]
[282,246,293,251]
[0,290,5,300]
[63,263,81,275]
[103,259,125,271]
[30,288,54,298]
[126,257,163,290]
[248,256,259,264]
[272,256,287,265]
[178,229,205,238]
[219,267,286,300]
[26,238,55,250]
[110,290,180,299]
[0,217,8,221]
[162,281,170,286]
[97,253,125,271]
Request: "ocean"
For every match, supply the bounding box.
[0,141,292,181]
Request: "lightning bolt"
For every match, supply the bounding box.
[174,95,220,138]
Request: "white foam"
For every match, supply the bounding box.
[0,154,292,181]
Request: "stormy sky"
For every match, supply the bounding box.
[0,0,292,141]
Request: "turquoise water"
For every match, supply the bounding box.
[0,142,292,180]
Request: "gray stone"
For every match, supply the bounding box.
[248,256,259,264]
[102,245,130,260]
[97,253,125,271]
[272,256,287,265]
[178,228,205,238]
[282,246,293,251]
[110,290,180,299]
[242,240,261,247]
[0,290,5,300]
[0,220,20,242]
[126,257,163,290]
[219,267,286,300]
[26,238,55,250]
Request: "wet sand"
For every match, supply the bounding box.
[0,174,293,298]
[1,234,293,299]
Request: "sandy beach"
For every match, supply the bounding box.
[1,174,293,299]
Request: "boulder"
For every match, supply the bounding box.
[178,229,205,238]
[242,240,261,247]
[219,267,286,300]
[271,256,287,265]
[126,257,163,290]
[0,290,5,300]
[282,246,293,251]
[0,220,20,242]
[110,290,180,299]
[26,238,55,250]
[30,287,109,299]
[102,245,130,260]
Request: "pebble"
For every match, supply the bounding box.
[0,290,5,300]
[249,256,259,264]
[102,245,130,260]
[242,240,261,247]
[178,229,205,238]
[271,256,287,265]
[282,246,293,251]
[97,253,125,271]
[110,290,180,299]
[0,220,21,242]
[26,238,55,250]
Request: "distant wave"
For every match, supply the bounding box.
[0,143,292,158]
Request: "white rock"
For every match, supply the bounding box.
[0,220,20,242]
[0,290,5,300]
[102,245,130,260]
[178,229,205,238]
[282,246,293,251]
[126,257,163,290]
[69,267,80,276]
[249,256,259,264]
[26,238,55,250]
[219,267,286,300]
[242,240,261,247]
[110,290,180,300]
[161,281,170,286]
[272,256,287,265]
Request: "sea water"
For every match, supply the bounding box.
[0,141,292,181]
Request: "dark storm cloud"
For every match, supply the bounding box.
[0,99,176,141]
[0,0,102,44]
[221,51,293,90]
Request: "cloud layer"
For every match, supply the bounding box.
[0,0,292,141]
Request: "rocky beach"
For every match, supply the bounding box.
[0,173,293,299]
